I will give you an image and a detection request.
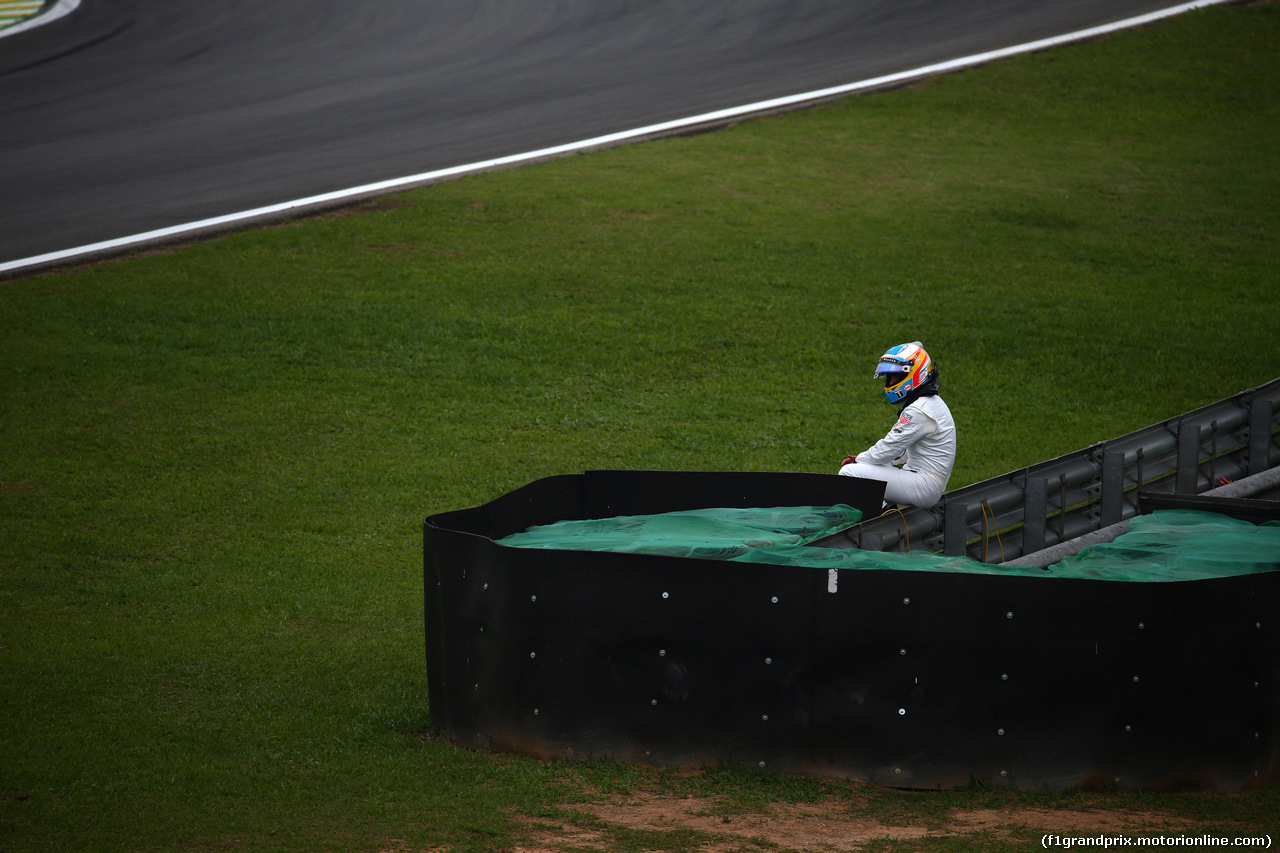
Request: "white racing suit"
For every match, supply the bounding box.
[838,394,956,509]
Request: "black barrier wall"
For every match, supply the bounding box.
[424,470,1279,790]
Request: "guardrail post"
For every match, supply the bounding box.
[1176,420,1201,494]
[1249,397,1273,476]
[1101,450,1125,526]
[1023,479,1046,555]
[944,501,967,557]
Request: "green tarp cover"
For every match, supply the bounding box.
[497,505,863,559]
[500,507,1280,582]
[738,511,1280,581]
[1049,510,1280,581]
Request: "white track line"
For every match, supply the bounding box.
[0,0,1231,276]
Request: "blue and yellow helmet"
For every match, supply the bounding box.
[874,341,936,403]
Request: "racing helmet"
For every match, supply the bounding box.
[874,341,936,403]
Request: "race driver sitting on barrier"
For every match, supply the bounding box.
[838,341,957,510]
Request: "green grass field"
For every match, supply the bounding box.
[3,3,1279,851]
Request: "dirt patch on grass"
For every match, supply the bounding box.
[513,791,1208,852]
[515,794,924,852]
[953,805,1199,835]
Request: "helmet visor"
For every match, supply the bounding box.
[874,360,911,378]
[876,358,914,392]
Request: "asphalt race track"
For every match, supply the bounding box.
[0,0,1209,270]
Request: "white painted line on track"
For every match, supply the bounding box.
[0,0,1232,276]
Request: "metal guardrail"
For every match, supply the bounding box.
[816,378,1280,563]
